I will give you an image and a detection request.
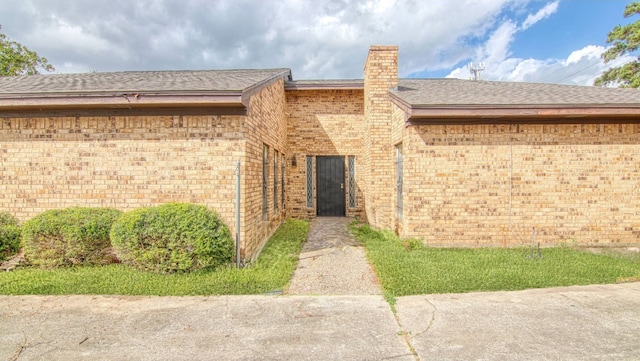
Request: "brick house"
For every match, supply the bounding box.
[1,45,639,260]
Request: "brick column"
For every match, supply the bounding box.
[363,45,398,229]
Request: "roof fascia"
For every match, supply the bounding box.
[0,93,244,108]
[390,93,640,123]
[407,106,640,120]
[406,117,640,125]
[0,106,246,118]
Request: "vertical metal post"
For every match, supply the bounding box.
[530,227,535,259]
[235,160,241,268]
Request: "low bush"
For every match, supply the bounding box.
[0,211,21,261]
[110,203,233,273]
[21,207,122,268]
[0,219,309,295]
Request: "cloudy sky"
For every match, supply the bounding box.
[0,0,636,86]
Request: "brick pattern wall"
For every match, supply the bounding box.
[0,79,288,261]
[364,45,398,229]
[0,114,242,238]
[241,78,288,259]
[402,122,640,246]
[391,104,406,234]
[285,89,365,219]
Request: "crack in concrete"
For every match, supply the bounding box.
[8,334,54,361]
[389,307,421,361]
[413,297,437,338]
[389,296,439,361]
[8,334,29,361]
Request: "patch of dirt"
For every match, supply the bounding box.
[0,250,26,271]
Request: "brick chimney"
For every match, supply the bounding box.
[363,45,398,228]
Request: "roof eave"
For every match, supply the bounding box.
[0,93,248,117]
[0,93,244,107]
[408,106,640,120]
[390,96,640,123]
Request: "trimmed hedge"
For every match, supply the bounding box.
[110,203,233,273]
[0,211,20,261]
[21,207,122,268]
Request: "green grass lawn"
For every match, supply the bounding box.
[351,223,640,297]
[0,219,309,296]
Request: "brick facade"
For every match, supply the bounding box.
[241,78,288,258]
[1,45,639,260]
[400,122,640,246]
[0,79,287,260]
[285,89,365,219]
[0,115,240,219]
[391,103,407,235]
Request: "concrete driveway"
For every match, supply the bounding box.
[1,283,639,360]
[396,282,640,361]
[0,295,412,361]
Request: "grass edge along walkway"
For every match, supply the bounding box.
[0,219,309,296]
[350,222,640,299]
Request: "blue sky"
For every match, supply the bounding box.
[516,1,627,59]
[412,0,636,84]
[0,0,637,86]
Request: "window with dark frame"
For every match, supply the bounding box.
[306,156,313,208]
[348,156,356,208]
[281,153,285,209]
[263,144,268,220]
[274,149,278,212]
[396,144,403,221]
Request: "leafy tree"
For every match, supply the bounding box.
[0,25,55,76]
[595,2,640,88]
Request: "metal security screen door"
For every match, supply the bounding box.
[316,156,346,216]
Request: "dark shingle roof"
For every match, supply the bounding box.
[392,78,640,107]
[0,68,292,117]
[0,69,291,96]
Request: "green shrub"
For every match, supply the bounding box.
[0,211,21,261]
[110,203,233,273]
[0,211,19,227]
[21,207,122,268]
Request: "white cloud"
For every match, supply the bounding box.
[542,46,635,85]
[479,21,518,64]
[0,0,528,78]
[0,0,623,86]
[565,45,601,65]
[448,43,636,86]
[521,0,558,30]
[32,16,122,56]
[444,1,626,86]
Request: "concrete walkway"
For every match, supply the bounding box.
[286,217,381,295]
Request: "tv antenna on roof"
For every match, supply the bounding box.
[468,62,485,81]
